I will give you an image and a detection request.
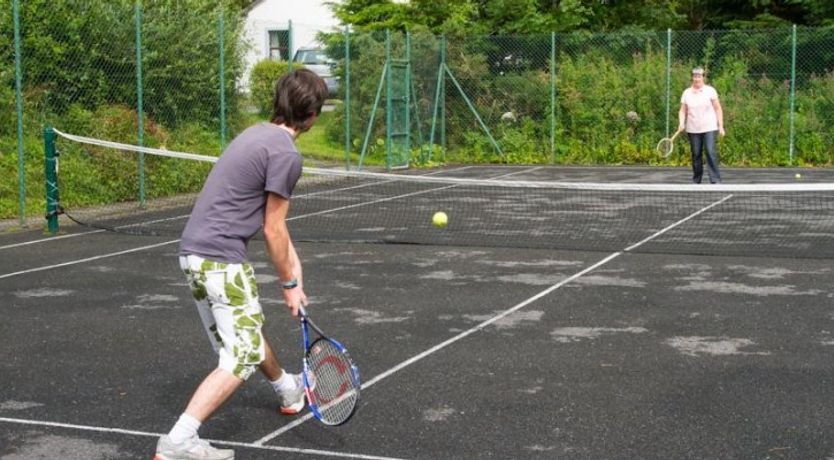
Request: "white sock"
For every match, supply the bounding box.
[271,371,297,393]
[168,413,201,445]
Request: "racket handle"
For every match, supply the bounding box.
[299,305,308,317]
[672,129,683,140]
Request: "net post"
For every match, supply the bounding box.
[14,0,26,227]
[788,24,797,165]
[43,127,59,235]
[344,25,351,170]
[218,8,227,150]
[134,0,145,206]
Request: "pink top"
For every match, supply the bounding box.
[681,85,719,134]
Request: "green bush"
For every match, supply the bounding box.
[249,60,291,117]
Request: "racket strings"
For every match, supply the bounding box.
[657,138,674,156]
[307,339,359,424]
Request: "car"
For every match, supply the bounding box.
[294,47,339,97]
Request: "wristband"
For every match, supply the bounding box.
[282,278,298,289]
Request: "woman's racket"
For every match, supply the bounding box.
[299,306,360,426]
[656,129,683,158]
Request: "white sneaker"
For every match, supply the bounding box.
[153,435,234,460]
[278,373,307,415]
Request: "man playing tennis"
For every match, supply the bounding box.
[154,69,328,460]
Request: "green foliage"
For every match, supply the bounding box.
[331,0,833,33]
[0,76,15,137]
[0,0,246,129]
[249,60,291,117]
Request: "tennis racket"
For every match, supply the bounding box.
[656,129,683,158]
[299,306,360,426]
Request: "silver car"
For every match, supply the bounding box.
[294,47,339,97]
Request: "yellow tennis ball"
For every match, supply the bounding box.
[432,211,448,228]
[795,173,802,179]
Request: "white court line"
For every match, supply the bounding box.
[0,240,179,280]
[0,229,105,250]
[0,417,407,460]
[0,167,476,251]
[254,193,734,444]
[0,167,540,280]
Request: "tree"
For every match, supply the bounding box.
[330,0,833,33]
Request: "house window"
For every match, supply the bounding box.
[268,30,289,60]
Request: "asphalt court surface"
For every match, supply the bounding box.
[2,166,834,459]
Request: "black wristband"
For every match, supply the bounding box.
[282,278,298,289]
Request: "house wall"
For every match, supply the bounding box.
[241,0,341,91]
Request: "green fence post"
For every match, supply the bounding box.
[14,0,26,227]
[344,25,351,169]
[550,32,556,164]
[134,1,145,206]
[444,66,504,158]
[789,24,797,165]
[287,19,293,71]
[44,127,59,234]
[428,36,444,163]
[440,35,446,162]
[405,30,412,164]
[219,9,227,150]
[385,29,392,170]
[665,28,672,139]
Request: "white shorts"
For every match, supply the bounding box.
[179,254,265,380]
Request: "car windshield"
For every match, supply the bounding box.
[295,49,329,65]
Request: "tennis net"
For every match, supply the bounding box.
[50,129,834,259]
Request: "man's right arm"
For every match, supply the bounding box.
[263,192,306,315]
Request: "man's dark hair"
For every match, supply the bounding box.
[271,69,328,132]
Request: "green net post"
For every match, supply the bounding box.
[134,1,145,206]
[44,127,59,235]
[218,9,227,150]
[550,32,556,164]
[788,24,797,165]
[344,25,351,169]
[14,0,26,227]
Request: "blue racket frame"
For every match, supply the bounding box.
[299,306,361,425]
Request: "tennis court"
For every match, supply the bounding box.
[3,164,834,459]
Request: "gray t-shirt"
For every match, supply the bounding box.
[180,123,302,263]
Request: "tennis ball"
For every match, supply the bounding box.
[795,173,802,179]
[432,211,448,228]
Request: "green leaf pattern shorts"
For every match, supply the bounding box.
[179,254,265,380]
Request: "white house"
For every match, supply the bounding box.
[241,0,342,90]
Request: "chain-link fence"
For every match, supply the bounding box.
[5,2,834,225]
[336,27,834,169]
[3,0,243,226]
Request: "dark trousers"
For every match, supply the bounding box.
[688,131,721,184]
